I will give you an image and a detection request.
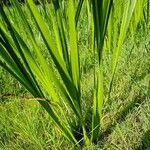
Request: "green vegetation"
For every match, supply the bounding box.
[0,0,150,149]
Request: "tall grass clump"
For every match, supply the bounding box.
[0,0,144,147]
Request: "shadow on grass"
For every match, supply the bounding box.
[98,92,147,147]
[135,130,150,150]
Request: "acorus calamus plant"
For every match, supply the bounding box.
[0,0,138,147]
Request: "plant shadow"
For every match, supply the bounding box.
[98,92,147,147]
[134,130,150,150]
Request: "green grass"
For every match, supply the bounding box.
[0,0,150,149]
[0,26,150,149]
